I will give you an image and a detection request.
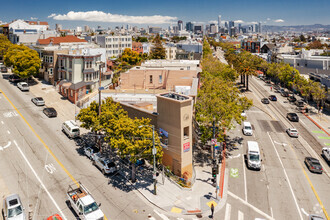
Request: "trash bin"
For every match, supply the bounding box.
[305,108,308,113]
[86,90,89,94]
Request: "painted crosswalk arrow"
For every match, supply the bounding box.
[0,141,11,151]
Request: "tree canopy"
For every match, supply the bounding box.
[0,34,11,60]
[4,44,40,79]
[149,34,165,59]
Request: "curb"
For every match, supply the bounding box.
[301,111,330,136]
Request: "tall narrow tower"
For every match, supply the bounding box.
[218,15,221,31]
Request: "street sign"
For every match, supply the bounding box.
[152,148,157,155]
[211,139,217,145]
[98,87,105,91]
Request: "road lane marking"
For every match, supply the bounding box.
[7,130,10,134]
[270,207,273,218]
[230,168,239,178]
[1,89,111,220]
[267,132,303,220]
[238,210,244,220]
[1,121,3,124]
[13,140,67,220]
[300,119,306,126]
[288,144,329,219]
[228,191,275,220]
[301,208,309,216]
[154,209,170,220]
[224,203,231,220]
[45,163,56,174]
[0,141,11,151]
[242,155,247,202]
[0,89,78,185]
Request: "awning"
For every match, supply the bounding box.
[103,71,113,76]
[61,82,72,89]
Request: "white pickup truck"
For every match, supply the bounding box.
[322,147,330,163]
[66,183,104,220]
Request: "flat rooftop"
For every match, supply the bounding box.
[160,93,189,101]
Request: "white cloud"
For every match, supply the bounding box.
[267,18,271,21]
[48,11,177,24]
[274,19,285,23]
[234,20,244,24]
[192,21,205,24]
[30,17,38,20]
[208,20,218,24]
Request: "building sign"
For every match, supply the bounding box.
[159,128,168,148]
[183,142,190,152]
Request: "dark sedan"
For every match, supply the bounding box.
[8,74,21,83]
[43,107,57,118]
[305,157,323,174]
[287,112,299,122]
[287,96,297,103]
[280,91,289,97]
[268,95,277,101]
[261,98,270,104]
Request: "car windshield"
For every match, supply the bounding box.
[249,154,259,161]
[8,206,23,218]
[84,202,99,214]
[72,129,79,132]
[291,129,297,133]
[22,84,28,87]
[245,126,252,130]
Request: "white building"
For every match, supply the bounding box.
[165,46,177,60]
[90,35,132,58]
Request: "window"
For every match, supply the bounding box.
[69,60,72,69]
[184,126,189,139]
[49,68,53,75]
[71,89,73,97]
[49,56,53,63]
[159,75,162,83]
[149,75,153,83]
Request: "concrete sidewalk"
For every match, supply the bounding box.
[130,164,229,218]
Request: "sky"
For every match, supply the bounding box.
[1,0,329,29]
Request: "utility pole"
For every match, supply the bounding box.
[152,125,157,195]
[96,61,105,152]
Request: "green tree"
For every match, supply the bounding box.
[311,82,326,112]
[195,75,252,143]
[149,34,165,59]
[4,44,40,80]
[0,34,11,61]
[299,34,306,42]
[202,38,212,59]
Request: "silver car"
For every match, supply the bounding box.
[2,194,26,220]
[93,154,117,175]
[17,82,29,91]
[31,97,45,106]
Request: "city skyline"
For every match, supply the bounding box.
[1,0,330,29]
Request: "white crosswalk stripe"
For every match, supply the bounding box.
[238,210,244,220]
[225,203,232,220]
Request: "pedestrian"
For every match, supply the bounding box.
[211,203,214,218]
[270,86,272,91]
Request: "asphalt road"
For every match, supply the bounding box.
[222,76,330,220]
[0,75,165,220]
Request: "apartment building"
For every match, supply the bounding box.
[91,35,132,58]
[57,51,111,104]
[165,46,177,60]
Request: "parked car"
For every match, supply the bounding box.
[93,154,117,175]
[1,66,7,73]
[84,146,100,159]
[268,95,277,101]
[305,157,323,174]
[295,100,305,108]
[308,214,324,220]
[287,113,299,122]
[43,107,57,118]
[287,96,297,103]
[280,91,289,97]
[46,214,63,220]
[2,194,26,220]
[17,82,29,91]
[261,98,270,104]
[31,97,45,106]
[273,85,281,93]
[8,74,21,83]
[321,147,330,163]
[286,128,299,138]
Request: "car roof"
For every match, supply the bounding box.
[5,194,21,207]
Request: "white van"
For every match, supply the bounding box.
[242,122,253,136]
[246,141,261,170]
[62,120,80,139]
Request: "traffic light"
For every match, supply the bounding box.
[212,167,217,178]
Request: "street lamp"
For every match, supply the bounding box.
[138,124,157,195]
